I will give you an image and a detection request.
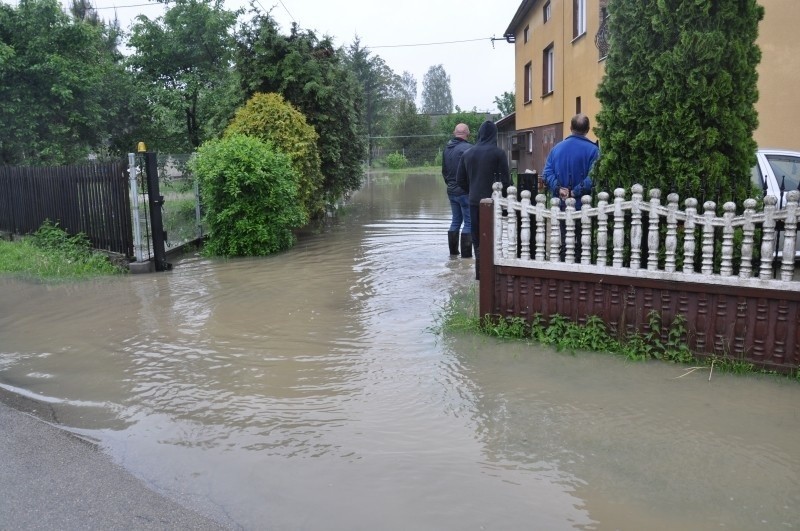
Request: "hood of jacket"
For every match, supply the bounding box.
[475,120,498,146]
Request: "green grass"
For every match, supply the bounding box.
[0,221,126,281]
[433,285,799,381]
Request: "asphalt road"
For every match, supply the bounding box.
[0,390,233,530]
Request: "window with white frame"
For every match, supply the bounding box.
[543,1,551,23]
[524,61,532,103]
[573,0,586,39]
[542,44,554,95]
[524,25,529,43]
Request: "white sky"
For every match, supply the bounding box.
[49,0,519,113]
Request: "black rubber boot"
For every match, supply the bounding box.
[448,231,459,256]
[460,232,472,258]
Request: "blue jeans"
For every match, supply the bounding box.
[448,193,471,233]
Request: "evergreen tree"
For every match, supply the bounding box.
[595,0,763,206]
[237,13,366,201]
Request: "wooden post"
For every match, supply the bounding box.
[479,199,496,326]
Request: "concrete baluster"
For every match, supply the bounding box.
[597,191,610,266]
[564,197,576,264]
[520,190,531,261]
[665,192,679,272]
[648,188,662,271]
[759,195,777,279]
[740,198,756,278]
[720,201,736,276]
[701,201,716,275]
[535,194,546,262]
[493,182,504,263]
[780,190,799,281]
[630,184,643,269]
[581,195,592,265]
[506,186,518,260]
[612,188,625,268]
[684,198,698,274]
[550,197,561,262]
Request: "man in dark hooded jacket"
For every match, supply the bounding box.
[456,120,511,279]
[442,123,473,258]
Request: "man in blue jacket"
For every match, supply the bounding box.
[543,113,599,211]
[456,120,511,279]
[543,113,600,260]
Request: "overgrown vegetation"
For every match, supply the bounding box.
[189,134,307,257]
[433,285,797,379]
[0,221,125,280]
[384,152,409,169]
[225,92,324,219]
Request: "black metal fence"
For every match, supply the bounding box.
[0,161,133,256]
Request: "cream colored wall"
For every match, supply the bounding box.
[754,0,800,150]
[511,0,796,150]
[513,0,604,141]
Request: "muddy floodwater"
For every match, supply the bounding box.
[1,171,799,530]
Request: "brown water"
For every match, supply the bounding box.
[1,171,798,530]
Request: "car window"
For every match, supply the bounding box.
[765,154,800,193]
[751,162,765,192]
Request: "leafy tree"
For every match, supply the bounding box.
[237,13,366,202]
[437,111,486,144]
[421,64,453,115]
[127,0,240,152]
[190,134,307,256]
[397,71,418,107]
[343,37,401,168]
[494,91,515,117]
[0,0,131,165]
[388,101,435,166]
[225,92,324,219]
[595,0,763,206]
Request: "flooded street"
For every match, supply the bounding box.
[1,171,799,530]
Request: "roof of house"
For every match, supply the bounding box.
[504,0,536,38]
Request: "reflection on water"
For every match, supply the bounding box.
[1,170,799,530]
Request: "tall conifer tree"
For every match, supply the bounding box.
[595,0,763,206]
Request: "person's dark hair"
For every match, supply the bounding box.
[571,114,590,135]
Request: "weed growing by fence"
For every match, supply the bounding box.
[433,285,797,380]
[0,221,125,280]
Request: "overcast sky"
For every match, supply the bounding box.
[52,0,518,113]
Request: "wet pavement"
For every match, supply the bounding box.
[0,389,229,529]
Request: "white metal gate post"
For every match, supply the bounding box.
[128,152,143,262]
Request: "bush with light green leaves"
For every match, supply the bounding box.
[190,134,308,257]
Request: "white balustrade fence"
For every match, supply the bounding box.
[491,182,799,290]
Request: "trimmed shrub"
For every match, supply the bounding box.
[190,134,308,256]
[225,92,324,218]
[385,152,408,169]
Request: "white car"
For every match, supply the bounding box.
[751,148,800,259]
[752,148,800,204]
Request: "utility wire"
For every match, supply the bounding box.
[370,37,493,49]
[60,2,501,52]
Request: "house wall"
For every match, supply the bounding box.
[508,0,799,159]
[511,0,605,174]
[755,0,800,150]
